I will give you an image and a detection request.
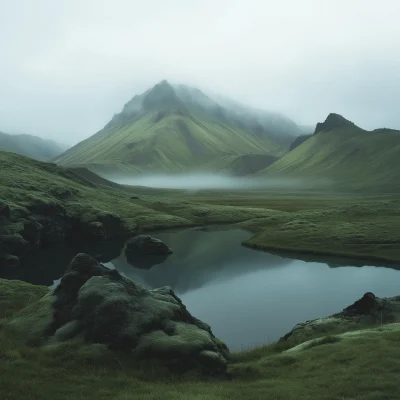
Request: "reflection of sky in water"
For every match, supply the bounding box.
[52,229,400,350]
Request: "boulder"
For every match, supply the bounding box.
[0,254,20,268]
[21,220,43,246]
[0,234,29,256]
[126,235,172,256]
[280,292,400,344]
[87,222,106,241]
[7,253,229,375]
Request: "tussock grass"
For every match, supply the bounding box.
[2,278,400,400]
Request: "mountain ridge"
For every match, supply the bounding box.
[55,80,303,175]
[0,130,67,161]
[260,113,400,191]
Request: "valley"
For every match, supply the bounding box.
[1,83,400,400]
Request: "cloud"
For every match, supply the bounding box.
[0,0,399,144]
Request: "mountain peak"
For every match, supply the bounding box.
[142,80,182,111]
[314,113,356,134]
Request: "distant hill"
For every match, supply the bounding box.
[54,80,302,175]
[260,113,400,191]
[0,131,67,161]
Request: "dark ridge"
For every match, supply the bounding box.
[69,167,121,189]
[314,113,357,134]
[289,134,312,151]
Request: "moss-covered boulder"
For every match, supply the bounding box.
[126,235,173,256]
[124,235,172,269]
[280,292,400,345]
[7,253,229,375]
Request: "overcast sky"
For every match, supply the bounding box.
[1,0,399,145]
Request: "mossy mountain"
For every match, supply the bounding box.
[55,80,302,175]
[261,113,400,191]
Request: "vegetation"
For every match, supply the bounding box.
[261,114,400,192]
[2,151,400,264]
[54,80,300,175]
[2,117,400,397]
[1,278,400,400]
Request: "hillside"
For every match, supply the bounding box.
[0,130,67,161]
[261,113,400,191]
[54,80,302,175]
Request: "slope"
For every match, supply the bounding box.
[55,80,301,175]
[0,130,67,161]
[261,113,400,191]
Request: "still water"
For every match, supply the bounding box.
[103,228,400,350]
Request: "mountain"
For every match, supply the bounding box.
[54,80,303,176]
[0,130,67,161]
[260,113,400,191]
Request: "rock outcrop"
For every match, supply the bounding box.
[0,199,126,270]
[7,253,229,375]
[280,292,400,344]
[314,113,357,134]
[125,235,173,268]
[126,235,173,256]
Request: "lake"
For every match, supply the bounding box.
[105,228,400,350]
[5,227,400,351]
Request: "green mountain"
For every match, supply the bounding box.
[54,80,302,175]
[261,113,400,191]
[0,130,67,161]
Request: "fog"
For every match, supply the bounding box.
[1,0,400,144]
[112,173,329,190]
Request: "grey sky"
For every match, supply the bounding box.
[1,0,399,145]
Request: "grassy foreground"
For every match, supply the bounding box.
[2,278,400,400]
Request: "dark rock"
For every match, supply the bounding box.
[126,235,172,256]
[8,253,229,375]
[97,212,124,238]
[0,202,11,219]
[0,234,29,256]
[343,292,377,315]
[314,113,356,134]
[67,212,124,243]
[87,222,106,241]
[280,292,400,344]
[0,254,20,268]
[21,220,43,246]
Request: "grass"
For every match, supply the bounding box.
[2,150,400,264]
[260,119,400,192]
[2,278,400,400]
[3,150,400,398]
[0,151,282,240]
[54,109,283,176]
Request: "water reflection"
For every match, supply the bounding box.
[2,240,124,286]
[108,228,400,350]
